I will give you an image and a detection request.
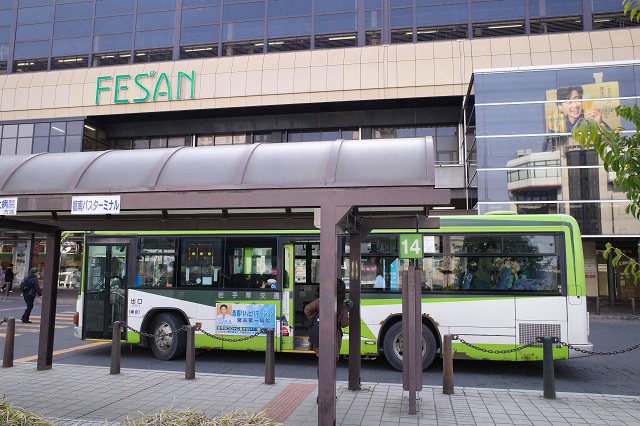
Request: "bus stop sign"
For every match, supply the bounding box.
[399,234,423,259]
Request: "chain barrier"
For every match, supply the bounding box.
[0,318,6,327]
[559,341,640,356]
[121,321,266,342]
[198,326,267,342]
[123,323,185,339]
[453,335,538,354]
[454,335,640,356]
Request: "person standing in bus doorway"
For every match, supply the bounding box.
[21,267,42,323]
[304,279,352,360]
[2,263,14,293]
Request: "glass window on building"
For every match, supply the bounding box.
[314,5,357,48]
[51,55,89,70]
[265,36,310,53]
[214,134,248,145]
[133,47,173,63]
[287,129,355,142]
[374,125,459,164]
[17,5,54,25]
[529,0,583,33]
[114,139,132,150]
[96,0,134,16]
[390,4,413,43]
[180,43,218,59]
[471,0,525,38]
[416,1,469,41]
[92,51,131,67]
[365,0,382,45]
[197,135,214,146]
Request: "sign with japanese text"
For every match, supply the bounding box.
[71,195,121,215]
[216,302,275,335]
[0,198,17,215]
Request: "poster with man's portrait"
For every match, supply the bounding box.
[544,82,621,136]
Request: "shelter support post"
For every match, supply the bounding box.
[402,266,423,415]
[37,229,61,370]
[318,204,350,426]
[348,232,361,391]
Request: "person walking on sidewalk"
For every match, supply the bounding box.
[21,267,42,323]
[2,263,14,293]
[304,279,352,360]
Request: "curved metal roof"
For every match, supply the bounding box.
[0,138,435,195]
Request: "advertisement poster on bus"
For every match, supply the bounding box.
[216,302,276,335]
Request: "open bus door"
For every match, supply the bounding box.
[282,239,321,351]
[83,238,134,339]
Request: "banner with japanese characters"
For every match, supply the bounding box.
[215,302,276,335]
[71,195,121,214]
[0,198,17,215]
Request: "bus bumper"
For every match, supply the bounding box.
[568,342,593,359]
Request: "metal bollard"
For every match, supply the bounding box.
[2,318,15,368]
[265,328,275,384]
[442,334,454,395]
[540,336,556,399]
[185,325,196,380]
[595,296,600,315]
[632,298,636,316]
[110,321,121,374]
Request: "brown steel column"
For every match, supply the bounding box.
[402,266,423,414]
[348,232,361,391]
[318,204,338,426]
[37,229,61,370]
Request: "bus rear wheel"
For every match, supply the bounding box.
[382,321,437,371]
[150,313,187,360]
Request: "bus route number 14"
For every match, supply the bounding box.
[399,234,423,259]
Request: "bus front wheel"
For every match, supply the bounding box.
[382,322,437,371]
[150,313,187,360]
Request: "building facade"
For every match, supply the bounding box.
[1,0,639,298]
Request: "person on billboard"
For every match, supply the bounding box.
[551,86,610,134]
[216,304,234,325]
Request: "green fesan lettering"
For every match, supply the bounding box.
[133,73,151,103]
[95,76,113,105]
[114,74,130,104]
[152,72,172,101]
[177,71,196,100]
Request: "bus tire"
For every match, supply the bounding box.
[382,321,437,371]
[150,313,187,361]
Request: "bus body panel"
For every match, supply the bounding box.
[73,213,591,369]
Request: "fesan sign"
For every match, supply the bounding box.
[95,70,196,105]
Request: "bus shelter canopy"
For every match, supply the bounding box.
[0,137,450,424]
[0,138,448,232]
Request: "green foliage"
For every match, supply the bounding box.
[0,398,54,426]
[603,242,640,284]
[623,0,640,22]
[573,105,640,221]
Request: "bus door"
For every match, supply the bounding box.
[283,240,320,350]
[83,239,133,339]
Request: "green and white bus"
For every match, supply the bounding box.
[73,213,592,370]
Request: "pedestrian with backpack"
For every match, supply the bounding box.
[20,267,42,323]
[304,279,352,360]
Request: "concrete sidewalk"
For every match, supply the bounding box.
[1,362,640,425]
